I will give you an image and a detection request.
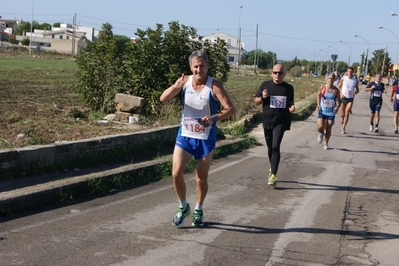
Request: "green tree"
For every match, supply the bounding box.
[15,21,40,35]
[284,56,301,72]
[74,21,230,116]
[128,21,229,115]
[21,37,30,46]
[290,66,303,77]
[369,49,391,75]
[240,49,276,69]
[38,23,52,30]
[74,23,134,114]
[53,22,61,27]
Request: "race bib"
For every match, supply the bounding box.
[324,99,334,108]
[182,117,206,133]
[373,91,382,97]
[270,96,287,108]
[396,94,399,100]
[181,117,210,139]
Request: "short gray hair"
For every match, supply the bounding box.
[189,50,209,66]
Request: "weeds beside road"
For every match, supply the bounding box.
[0,48,323,149]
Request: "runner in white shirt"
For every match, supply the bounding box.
[160,50,235,227]
[337,67,359,134]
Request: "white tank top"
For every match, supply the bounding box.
[341,76,357,99]
[180,75,214,139]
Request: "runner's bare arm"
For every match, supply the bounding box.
[160,74,187,103]
[210,80,236,122]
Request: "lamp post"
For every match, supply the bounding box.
[391,12,399,75]
[313,51,323,74]
[235,5,243,72]
[309,53,317,75]
[327,45,339,72]
[379,25,399,75]
[320,49,331,72]
[339,40,352,66]
[29,0,35,55]
[354,34,370,74]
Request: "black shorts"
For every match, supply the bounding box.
[341,97,354,105]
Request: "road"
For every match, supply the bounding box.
[1,87,398,266]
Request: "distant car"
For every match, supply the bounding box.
[312,73,319,78]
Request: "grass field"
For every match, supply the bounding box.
[0,48,323,149]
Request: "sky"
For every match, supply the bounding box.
[2,0,399,64]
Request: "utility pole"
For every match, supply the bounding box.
[382,46,387,76]
[72,13,76,56]
[29,0,34,55]
[235,5,243,72]
[237,27,242,73]
[254,24,258,73]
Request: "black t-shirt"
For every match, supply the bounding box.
[256,80,294,130]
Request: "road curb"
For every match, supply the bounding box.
[0,137,247,215]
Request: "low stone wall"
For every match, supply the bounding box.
[0,125,179,179]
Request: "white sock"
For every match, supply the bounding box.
[195,204,202,210]
[180,200,187,209]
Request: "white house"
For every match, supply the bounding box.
[41,29,89,55]
[202,31,245,66]
[52,23,97,42]
[0,17,22,41]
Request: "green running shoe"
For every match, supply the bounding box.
[172,204,191,227]
[192,209,204,227]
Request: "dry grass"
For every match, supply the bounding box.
[0,47,323,149]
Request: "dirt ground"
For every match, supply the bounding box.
[0,49,154,149]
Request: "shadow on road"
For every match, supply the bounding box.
[275,181,399,194]
[182,222,399,240]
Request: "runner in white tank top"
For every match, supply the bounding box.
[160,50,236,227]
[337,67,359,134]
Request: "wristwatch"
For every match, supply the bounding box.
[212,114,218,122]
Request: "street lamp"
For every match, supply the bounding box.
[313,51,323,74]
[379,25,399,74]
[319,49,329,58]
[339,40,352,66]
[354,34,370,74]
[320,49,331,72]
[327,45,339,72]
[29,0,35,55]
[309,53,317,75]
[235,5,243,72]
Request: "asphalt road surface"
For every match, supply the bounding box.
[1,87,399,266]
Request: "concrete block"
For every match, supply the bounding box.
[18,145,56,169]
[0,149,19,171]
[115,93,144,112]
[115,111,132,122]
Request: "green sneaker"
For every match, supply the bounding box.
[172,203,191,226]
[192,209,204,227]
[268,174,277,187]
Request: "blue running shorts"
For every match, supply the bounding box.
[175,135,216,160]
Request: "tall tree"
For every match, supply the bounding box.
[74,23,133,113]
[370,49,391,76]
[74,21,230,116]
[15,21,40,35]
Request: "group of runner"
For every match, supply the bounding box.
[317,67,399,150]
[161,51,398,227]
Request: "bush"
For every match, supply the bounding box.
[21,37,30,46]
[290,66,303,77]
[3,38,19,44]
[74,21,230,116]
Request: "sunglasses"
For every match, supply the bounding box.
[272,71,284,75]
